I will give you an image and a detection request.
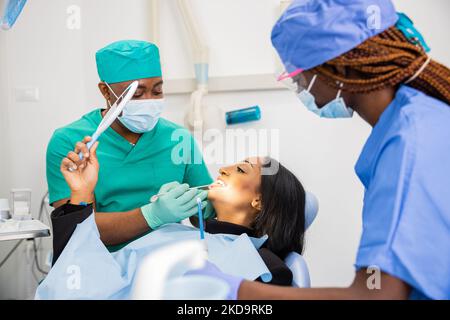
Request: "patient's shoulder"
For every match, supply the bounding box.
[257,248,293,286]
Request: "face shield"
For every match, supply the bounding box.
[276,67,311,94]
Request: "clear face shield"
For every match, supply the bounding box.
[276,68,311,94]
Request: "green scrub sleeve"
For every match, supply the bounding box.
[46,131,72,205]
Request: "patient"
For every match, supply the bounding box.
[52,140,307,287]
[197,156,306,285]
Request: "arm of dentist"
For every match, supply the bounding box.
[237,269,411,300]
[188,261,410,300]
[58,137,208,246]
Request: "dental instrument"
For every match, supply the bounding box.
[149,184,210,203]
[78,80,138,160]
[1,0,28,30]
[196,196,208,256]
[133,241,223,300]
[197,197,205,240]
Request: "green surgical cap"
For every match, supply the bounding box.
[96,40,162,84]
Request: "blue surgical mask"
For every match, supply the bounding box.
[105,82,164,133]
[118,98,164,133]
[297,75,353,118]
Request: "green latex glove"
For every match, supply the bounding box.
[141,181,208,230]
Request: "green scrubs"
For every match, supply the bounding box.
[46,109,212,249]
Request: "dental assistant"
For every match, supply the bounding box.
[46,40,212,252]
[192,0,450,299]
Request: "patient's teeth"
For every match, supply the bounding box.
[209,180,226,189]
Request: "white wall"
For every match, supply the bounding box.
[0,0,449,298]
[0,26,10,197]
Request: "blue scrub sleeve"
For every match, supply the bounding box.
[355,130,450,300]
[46,131,72,205]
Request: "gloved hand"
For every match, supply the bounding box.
[141,181,208,230]
[185,261,244,300]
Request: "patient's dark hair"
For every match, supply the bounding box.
[252,158,306,260]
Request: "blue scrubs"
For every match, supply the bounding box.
[354,85,450,300]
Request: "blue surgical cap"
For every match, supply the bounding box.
[96,40,162,84]
[271,0,399,73]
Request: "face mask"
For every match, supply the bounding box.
[105,82,164,133]
[118,98,164,133]
[297,75,353,118]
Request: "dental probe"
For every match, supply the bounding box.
[149,184,210,203]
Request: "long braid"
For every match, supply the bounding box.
[313,26,450,105]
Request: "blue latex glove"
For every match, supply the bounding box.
[185,261,244,300]
[141,182,208,230]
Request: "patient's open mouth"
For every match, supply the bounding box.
[209,179,226,189]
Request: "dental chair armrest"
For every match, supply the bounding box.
[284,252,311,288]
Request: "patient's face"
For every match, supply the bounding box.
[208,157,262,216]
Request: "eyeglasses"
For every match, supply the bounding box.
[276,69,311,93]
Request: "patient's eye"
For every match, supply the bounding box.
[237,166,245,173]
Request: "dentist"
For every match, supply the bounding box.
[46,40,213,255]
[190,0,450,300]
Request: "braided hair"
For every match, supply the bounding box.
[313,26,450,105]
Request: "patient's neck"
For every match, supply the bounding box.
[213,202,254,229]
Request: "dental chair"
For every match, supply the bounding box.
[134,192,319,298]
[284,252,311,287]
[284,191,319,288]
[181,191,319,289]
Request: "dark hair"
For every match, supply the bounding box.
[252,158,306,259]
[314,26,450,105]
